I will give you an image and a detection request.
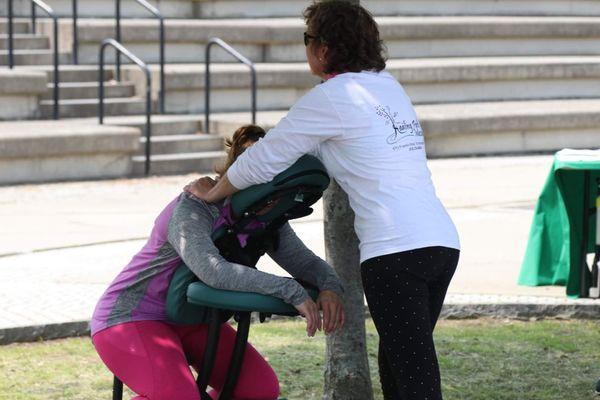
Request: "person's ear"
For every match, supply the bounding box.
[318,45,328,63]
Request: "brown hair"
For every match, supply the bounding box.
[303,1,386,75]
[214,124,266,177]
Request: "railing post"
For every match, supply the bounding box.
[250,66,256,124]
[52,11,59,119]
[72,0,78,64]
[159,15,165,113]
[99,42,105,125]
[204,42,212,133]
[115,0,121,81]
[31,0,60,119]
[7,0,14,68]
[144,64,152,175]
[31,0,36,34]
[111,0,165,113]
[204,38,257,134]
[98,39,153,175]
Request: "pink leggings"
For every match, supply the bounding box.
[92,321,279,400]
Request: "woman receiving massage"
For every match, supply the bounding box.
[91,124,345,400]
[189,2,461,400]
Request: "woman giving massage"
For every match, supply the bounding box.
[189,2,460,400]
[91,124,345,400]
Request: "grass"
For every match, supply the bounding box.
[1,319,600,399]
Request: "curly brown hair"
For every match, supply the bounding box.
[214,124,266,177]
[303,1,386,75]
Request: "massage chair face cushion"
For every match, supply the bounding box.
[166,155,330,324]
[212,155,330,259]
[229,155,330,220]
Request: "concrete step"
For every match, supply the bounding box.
[4,0,600,19]
[26,65,114,82]
[120,57,600,114]
[137,134,224,155]
[66,16,600,64]
[0,20,30,34]
[0,49,71,65]
[388,56,600,104]
[41,81,136,100]
[132,151,226,175]
[90,114,205,135]
[207,99,600,157]
[0,119,139,185]
[40,97,148,118]
[197,0,600,18]
[0,0,194,19]
[0,34,49,50]
[0,68,48,120]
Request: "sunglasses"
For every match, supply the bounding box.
[303,31,317,46]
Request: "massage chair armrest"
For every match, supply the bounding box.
[186,280,319,316]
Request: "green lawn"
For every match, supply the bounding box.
[1,319,599,400]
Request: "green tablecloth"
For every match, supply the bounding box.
[518,149,600,297]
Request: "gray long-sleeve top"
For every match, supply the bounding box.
[168,193,344,306]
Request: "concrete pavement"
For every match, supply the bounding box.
[2,153,596,344]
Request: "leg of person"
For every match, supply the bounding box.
[377,337,401,399]
[180,323,280,400]
[361,253,442,400]
[92,320,202,400]
[427,248,460,329]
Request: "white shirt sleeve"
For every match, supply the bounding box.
[227,85,343,190]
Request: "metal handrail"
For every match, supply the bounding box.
[7,0,14,68]
[99,39,152,176]
[205,37,256,133]
[115,0,165,113]
[72,0,78,64]
[31,0,60,119]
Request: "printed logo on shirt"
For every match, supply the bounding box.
[374,105,424,148]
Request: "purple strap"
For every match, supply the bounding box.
[213,202,266,248]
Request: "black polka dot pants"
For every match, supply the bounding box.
[361,246,459,400]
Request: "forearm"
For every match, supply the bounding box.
[203,174,239,203]
[292,258,345,296]
[225,87,343,191]
[167,195,309,305]
[195,260,310,306]
[269,223,345,296]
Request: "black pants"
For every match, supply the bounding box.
[361,246,459,400]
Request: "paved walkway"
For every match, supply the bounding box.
[2,154,596,342]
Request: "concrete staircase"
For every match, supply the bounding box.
[0,20,70,65]
[31,65,141,118]
[0,19,226,175]
[82,114,226,176]
[2,0,600,183]
[1,20,147,119]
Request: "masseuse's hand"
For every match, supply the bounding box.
[184,176,217,201]
[316,290,345,335]
[295,297,322,337]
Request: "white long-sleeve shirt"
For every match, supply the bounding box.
[227,70,460,263]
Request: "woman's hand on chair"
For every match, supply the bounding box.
[316,290,345,335]
[294,298,322,337]
[184,176,217,201]
[184,174,238,204]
